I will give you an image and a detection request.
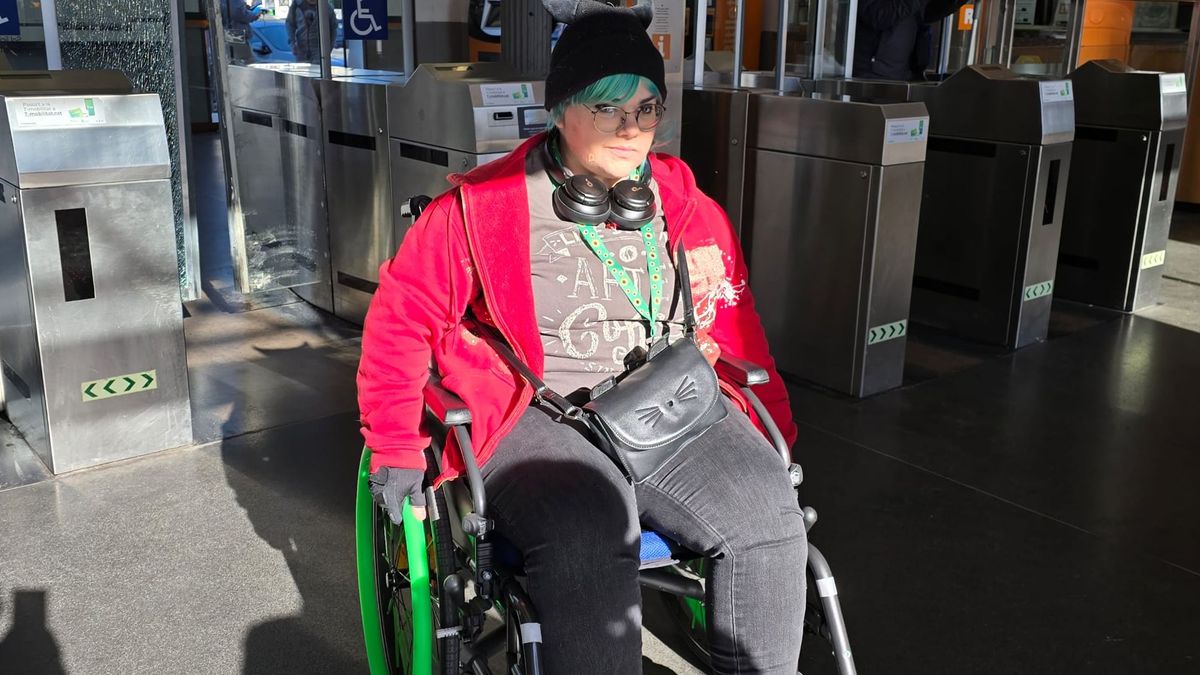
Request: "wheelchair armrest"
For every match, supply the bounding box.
[424,378,472,427]
[716,354,769,387]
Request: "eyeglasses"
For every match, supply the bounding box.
[588,102,666,133]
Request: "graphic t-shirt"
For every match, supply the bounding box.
[526,149,685,396]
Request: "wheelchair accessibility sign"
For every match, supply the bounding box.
[344,0,387,40]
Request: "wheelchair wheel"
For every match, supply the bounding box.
[356,449,459,675]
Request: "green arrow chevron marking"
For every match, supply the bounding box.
[81,369,159,402]
[1140,250,1166,270]
[867,319,908,346]
[1023,280,1055,302]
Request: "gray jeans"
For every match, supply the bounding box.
[482,399,808,674]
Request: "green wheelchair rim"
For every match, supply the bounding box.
[356,448,435,674]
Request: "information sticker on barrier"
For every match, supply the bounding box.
[344,0,387,40]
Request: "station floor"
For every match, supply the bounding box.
[3,134,1200,674]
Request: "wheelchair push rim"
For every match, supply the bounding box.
[356,448,437,675]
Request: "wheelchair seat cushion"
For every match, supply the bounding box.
[639,530,677,569]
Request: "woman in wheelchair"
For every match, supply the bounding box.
[358,4,812,674]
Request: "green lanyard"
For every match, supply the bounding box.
[576,222,665,340]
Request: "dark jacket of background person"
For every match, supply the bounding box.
[286,0,337,62]
[853,0,968,80]
[222,0,260,33]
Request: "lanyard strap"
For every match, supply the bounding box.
[576,222,665,339]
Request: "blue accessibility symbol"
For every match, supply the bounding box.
[344,0,387,40]
[0,0,20,37]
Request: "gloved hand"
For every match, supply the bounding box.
[368,466,427,524]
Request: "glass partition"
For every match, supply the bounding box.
[55,0,199,299]
[1009,0,1084,76]
[1077,0,1194,74]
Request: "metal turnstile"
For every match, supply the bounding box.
[908,65,1075,348]
[0,75,192,473]
[317,70,409,325]
[387,63,546,243]
[680,72,809,237]
[226,63,336,311]
[1056,60,1187,312]
[740,93,929,397]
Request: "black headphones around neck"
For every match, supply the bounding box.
[543,133,657,231]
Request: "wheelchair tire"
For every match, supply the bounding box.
[357,449,459,675]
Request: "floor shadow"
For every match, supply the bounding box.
[218,383,366,674]
[0,589,67,675]
[193,129,368,672]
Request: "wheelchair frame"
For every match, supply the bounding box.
[356,355,857,675]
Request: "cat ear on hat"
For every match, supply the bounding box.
[542,0,654,28]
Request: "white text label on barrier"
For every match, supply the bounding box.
[344,0,387,40]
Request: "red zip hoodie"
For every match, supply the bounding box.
[358,133,797,481]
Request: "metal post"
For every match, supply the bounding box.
[402,0,417,77]
[318,0,333,78]
[844,0,859,78]
[775,0,790,92]
[810,0,826,80]
[732,0,745,88]
[693,0,709,86]
[41,0,63,70]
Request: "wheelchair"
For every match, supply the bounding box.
[355,355,857,674]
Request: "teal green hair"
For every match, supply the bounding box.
[546,73,662,131]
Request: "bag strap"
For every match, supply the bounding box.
[477,243,696,413]
[675,242,697,336]
[476,324,583,420]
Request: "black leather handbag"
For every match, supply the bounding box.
[483,244,727,484]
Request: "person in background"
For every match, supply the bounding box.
[853,0,970,80]
[222,0,263,34]
[286,0,337,63]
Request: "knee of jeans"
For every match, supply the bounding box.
[724,490,809,555]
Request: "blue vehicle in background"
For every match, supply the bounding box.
[248,19,347,66]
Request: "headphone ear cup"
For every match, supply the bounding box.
[554,174,612,224]
[608,179,658,230]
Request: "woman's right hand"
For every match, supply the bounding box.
[368,466,427,524]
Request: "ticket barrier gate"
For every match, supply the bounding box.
[1056,60,1187,312]
[816,67,1076,348]
[739,93,929,397]
[226,63,337,312]
[680,72,809,237]
[387,63,546,245]
[317,70,409,325]
[909,66,1074,349]
[0,71,192,473]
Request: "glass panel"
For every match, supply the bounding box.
[218,0,347,68]
[783,0,815,74]
[1077,0,1193,73]
[1011,0,1081,76]
[816,0,853,77]
[932,5,978,75]
[55,0,193,296]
